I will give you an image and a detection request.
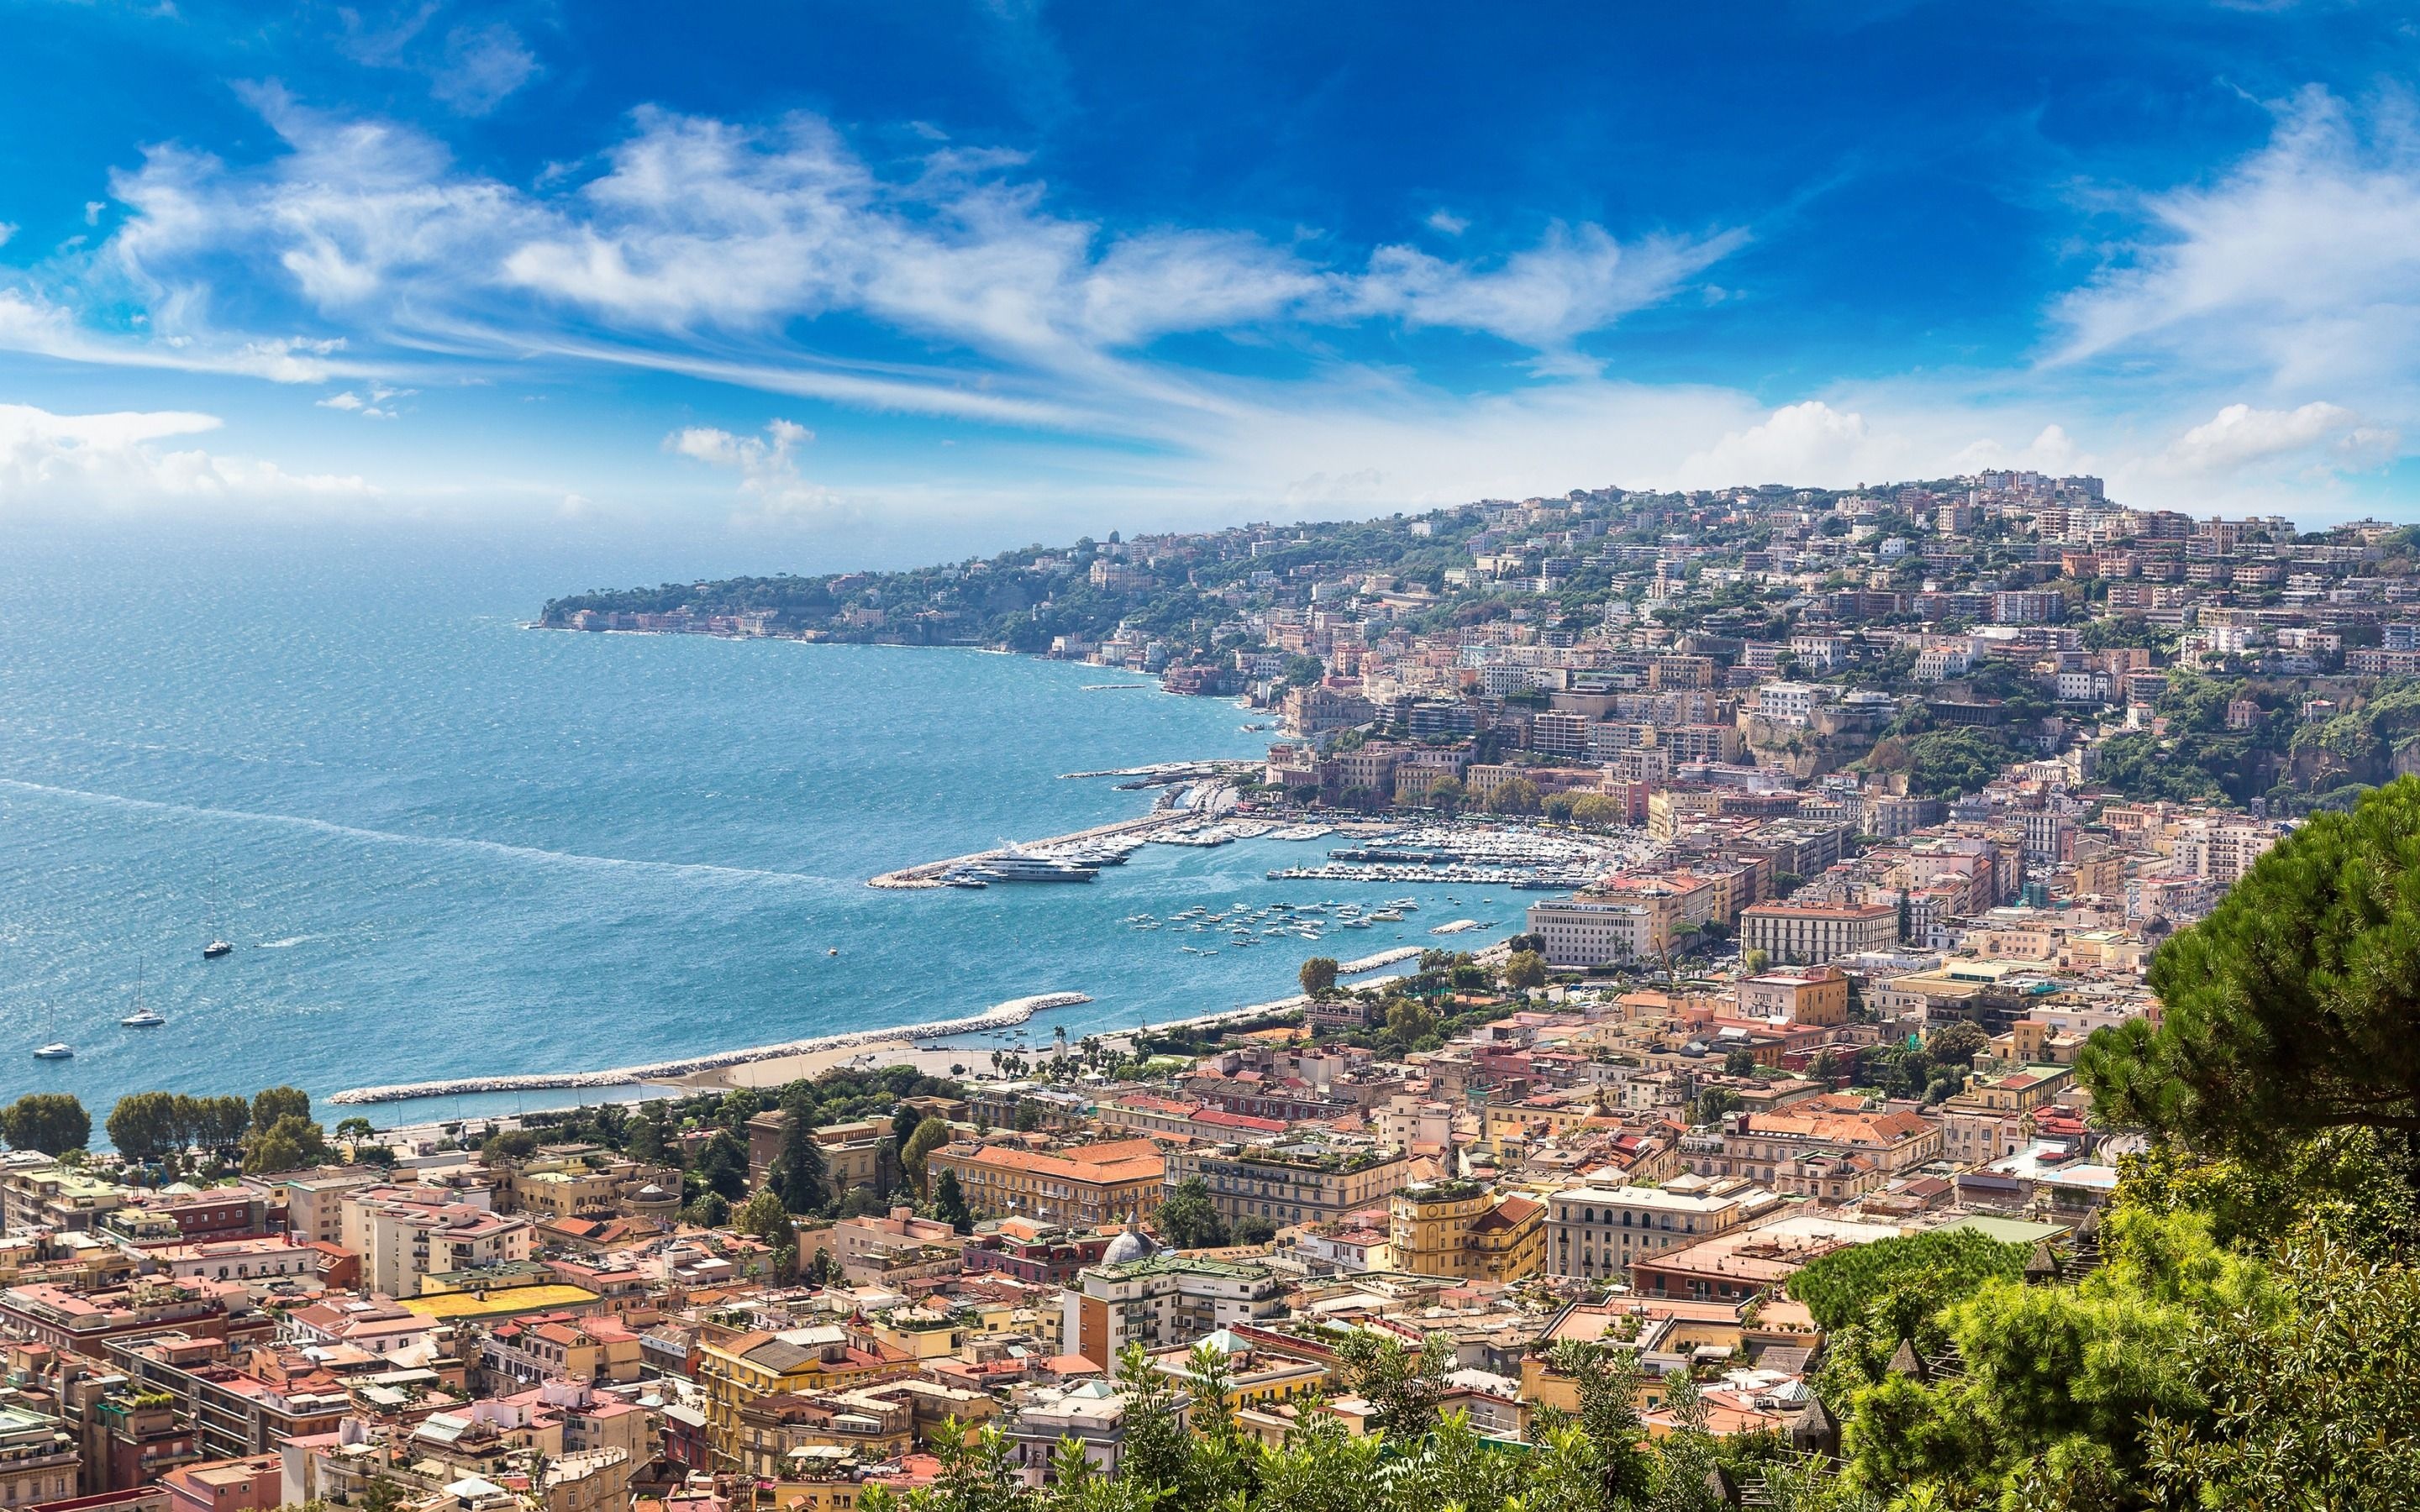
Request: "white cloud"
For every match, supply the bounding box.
[0,402,377,513]
[316,381,413,418]
[1951,423,2083,475]
[44,93,1741,427]
[432,24,539,115]
[1424,209,1469,236]
[1672,400,1882,485]
[1344,223,1748,349]
[666,417,844,521]
[339,7,539,116]
[0,223,13,249]
[2149,401,2396,475]
[2052,87,2420,396]
[0,289,354,382]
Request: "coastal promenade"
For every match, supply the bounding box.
[327,991,1091,1104]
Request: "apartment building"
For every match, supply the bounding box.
[1543,1180,1774,1282]
[341,1189,533,1299]
[1733,964,1850,1026]
[696,1326,902,1471]
[1161,1143,1412,1231]
[1523,895,1677,968]
[276,1168,384,1248]
[923,1140,1165,1230]
[1738,901,1899,964]
[1681,1102,1942,1186]
[1386,1183,1544,1281]
[0,1404,76,1508]
[1059,1254,1288,1367]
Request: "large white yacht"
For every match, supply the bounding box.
[972,850,1099,883]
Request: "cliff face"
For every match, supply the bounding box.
[1739,702,1896,780]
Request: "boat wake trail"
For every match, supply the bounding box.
[0,778,849,891]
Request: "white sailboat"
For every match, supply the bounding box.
[201,872,233,959]
[122,963,165,1028]
[33,1004,71,1059]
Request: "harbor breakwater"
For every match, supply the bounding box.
[328,991,1092,1105]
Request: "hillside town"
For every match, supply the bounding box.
[0,479,2410,1510]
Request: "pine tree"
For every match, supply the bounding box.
[772,1104,827,1214]
[934,1169,972,1232]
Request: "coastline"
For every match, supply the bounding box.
[350,938,1501,1116]
[327,991,1091,1105]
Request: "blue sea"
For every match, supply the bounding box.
[0,528,1481,1132]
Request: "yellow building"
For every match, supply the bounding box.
[1733,964,1850,1027]
[1470,1194,1548,1281]
[1145,1329,1329,1412]
[696,1325,904,1470]
[1481,1089,1607,1148]
[1388,1182,1546,1282]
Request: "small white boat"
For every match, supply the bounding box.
[32,1042,71,1060]
[202,940,233,959]
[123,964,164,1028]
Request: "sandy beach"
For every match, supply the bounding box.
[675,1037,977,1089]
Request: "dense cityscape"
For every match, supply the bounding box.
[0,477,2412,1510]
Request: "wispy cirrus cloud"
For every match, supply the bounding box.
[1,76,2411,528]
[2,91,1743,432]
[2052,86,2420,397]
[1344,223,1749,349]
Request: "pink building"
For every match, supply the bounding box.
[161,1457,281,1512]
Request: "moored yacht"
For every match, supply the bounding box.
[972,850,1099,882]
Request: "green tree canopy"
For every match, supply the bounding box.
[2081,777,2420,1170]
[1786,1227,2030,1333]
[1,1094,89,1154]
[1298,957,1339,998]
[902,1116,954,1189]
[105,1091,180,1161]
[771,1101,828,1213]
[1502,949,1547,990]
[692,1127,750,1201]
[250,1085,311,1136]
[1155,1177,1228,1249]
[933,1169,972,1232]
[1486,777,1543,816]
[243,1113,328,1175]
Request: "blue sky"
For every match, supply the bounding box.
[1,0,2417,548]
